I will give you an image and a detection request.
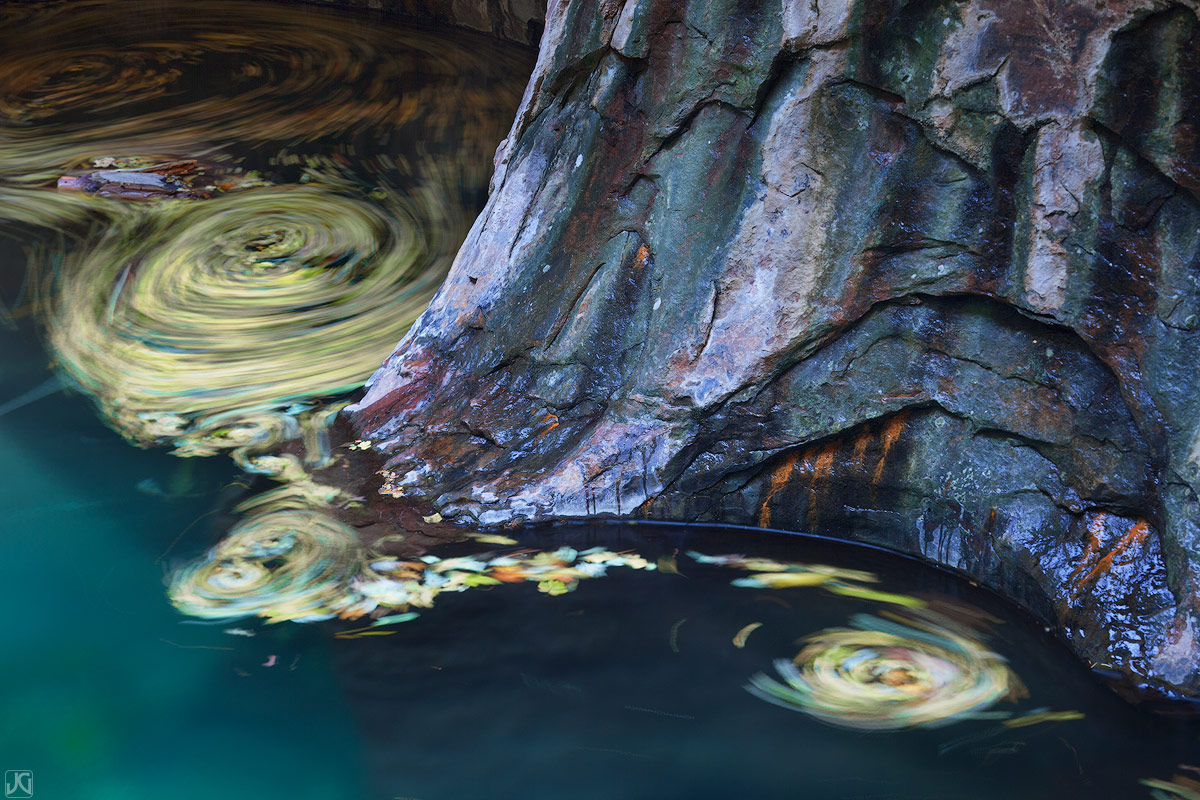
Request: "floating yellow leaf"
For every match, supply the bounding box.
[370,612,420,627]
[733,622,763,649]
[1002,709,1085,728]
[825,583,926,608]
[470,533,518,545]
[462,573,503,587]
[656,555,681,575]
[734,572,832,588]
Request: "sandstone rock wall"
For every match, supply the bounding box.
[349,0,1200,695]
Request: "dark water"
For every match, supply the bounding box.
[1,2,1199,800]
[329,525,1200,800]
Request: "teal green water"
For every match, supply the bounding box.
[0,319,368,800]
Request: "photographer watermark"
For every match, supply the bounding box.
[4,770,32,798]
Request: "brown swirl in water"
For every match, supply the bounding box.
[0,0,529,184]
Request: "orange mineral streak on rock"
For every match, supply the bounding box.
[850,426,871,469]
[632,243,651,270]
[758,450,801,528]
[1069,516,1151,601]
[1081,521,1150,586]
[537,411,560,438]
[1068,512,1109,586]
[805,440,839,529]
[871,411,908,486]
[810,441,837,487]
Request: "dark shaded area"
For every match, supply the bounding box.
[331,522,1200,800]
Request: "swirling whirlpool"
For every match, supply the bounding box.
[168,507,369,623]
[747,610,1019,730]
[48,184,449,452]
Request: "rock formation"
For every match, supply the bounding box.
[348,0,1200,697]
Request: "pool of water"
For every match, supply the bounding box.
[0,321,365,800]
[2,2,1199,799]
[329,524,1200,800]
[3,346,1199,800]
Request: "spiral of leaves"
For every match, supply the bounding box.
[747,612,1018,730]
[46,183,453,453]
[168,507,369,622]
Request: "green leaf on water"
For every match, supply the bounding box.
[825,583,926,608]
[462,573,503,586]
[371,612,420,627]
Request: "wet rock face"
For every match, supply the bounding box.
[349,0,1200,695]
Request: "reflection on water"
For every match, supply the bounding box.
[0,5,527,795]
[0,0,520,185]
[172,507,1033,735]
[324,524,1200,800]
[168,515,1038,733]
[170,504,369,623]
[170,502,668,623]
[0,309,368,800]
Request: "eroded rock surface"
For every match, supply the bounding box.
[349,0,1200,696]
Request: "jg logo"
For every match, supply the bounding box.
[4,770,32,798]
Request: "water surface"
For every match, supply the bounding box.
[1,3,1198,800]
